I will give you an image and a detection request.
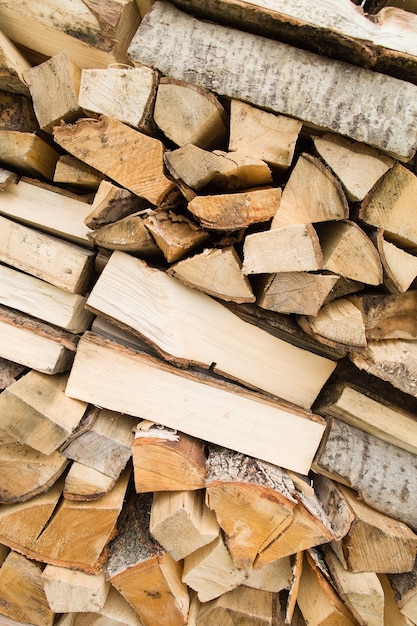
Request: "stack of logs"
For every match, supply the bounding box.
[1,0,417,624]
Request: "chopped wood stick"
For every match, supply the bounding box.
[388,557,417,625]
[0,357,26,391]
[0,30,31,95]
[194,585,279,625]
[87,212,162,256]
[85,180,148,230]
[257,272,339,316]
[41,564,110,613]
[351,291,417,340]
[63,462,116,501]
[244,557,292,594]
[0,131,59,179]
[53,155,104,190]
[379,573,413,626]
[0,91,38,132]
[64,586,144,626]
[374,229,417,294]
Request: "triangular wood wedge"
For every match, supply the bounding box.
[313,133,394,202]
[85,180,147,230]
[187,187,280,230]
[374,229,417,294]
[168,246,255,303]
[351,291,417,340]
[195,585,278,625]
[154,77,227,149]
[316,220,383,285]
[85,251,336,409]
[0,30,31,95]
[271,153,348,228]
[42,564,110,613]
[229,99,302,169]
[388,558,417,626]
[0,91,38,132]
[63,462,116,501]
[59,586,144,626]
[244,557,292,594]
[0,130,59,179]
[379,574,414,626]
[53,116,175,205]
[257,272,339,316]
[242,223,323,275]
[53,155,103,190]
[360,162,417,249]
[87,211,162,256]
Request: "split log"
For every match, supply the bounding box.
[150,490,219,560]
[168,246,255,303]
[41,564,110,613]
[0,370,87,455]
[59,587,144,626]
[0,131,59,179]
[78,65,157,132]
[313,421,417,531]
[0,91,38,132]
[23,52,82,132]
[194,585,279,626]
[130,1,417,160]
[0,31,31,95]
[0,306,78,375]
[153,77,227,149]
[53,155,104,190]
[379,573,414,626]
[388,557,417,624]
[244,557,292,594]
[87,212,162,256]
[0,357,26,391]
[270,153,348,229]
[106,492,189,626]
[66,332,326,475]
[204,446,297,569]
[85,251,336,410]
[0,0,141,70]
[257,272,339,316]
[228,99,302,169]
[312,133,394,202]
[0,264,94,333]
[132,424,206,492]
[85,180,147,230]
[374,229,417,294]
[53,115,175,205]
[187,187,280,231]
[242,223,323,275]
[350,291,417,340]
[63,462,116,501]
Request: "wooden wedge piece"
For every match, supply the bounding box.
[0,30,31,95]
[53,116,175,205]
[85,252,336,410]
[63,462,116,501]
[168,246,255,303]
[107,492,189,626]
[317,220,383,285]
[313,133,394,201]
[242,223,323,275]
[0,357,26,391]
[187,187,280,231]
[64,586,144,626]
[154,77,227,149]
[388,558,417,625]
[23,52,82,132]
[78,65,157,132]
[257,272,339,316]
[271,153,348,228]
[53,155,103,190]
[87,212,161,256]
[0,131,59,179]
[0,91,38,132]
[85,180,147,230]
[42,565,110,613]
[0,370,87,455]
[244,557,292,593]
[379,573,413,626]
[133,424,206,493]
[195,585,279,626]
[150,490,219,561]
[375,229,417,294]
[351,291,417,340]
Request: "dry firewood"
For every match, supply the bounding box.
[388,557,417,625]
[360,162,417,249]
[23,52,82,132]
[312,133,394,202]
[78,65,157,133]
[87,212,162,256]
[187,187,280,231]
[150,490,219,561]
[61,409,138,480]
[0,357,26,391]
[0,131,59,179]
[66,332,327,475]
[0,370,87,455]
[168,246,255,303]
[374,229,417,294]
[164,144,272,191]
[130,1,417,160]
[0,91,38,132]
[143,209,210,263]
[0,177,94,248]
[228,99,302,169]
[379,573,414,626]
[244,557,292,594]
[271,153,348,229]
[0,0,141,70]
[324,548,384,626]
[315,381,417,456]
[0,305,78,375]
[351,291,417,340]
[53,155,104,190]
[0,264,94,333]
[0,551,55,626]
[41,564,110,613]
[53,115,175,205]
[85,180,147,230]
[154,77,227,149]
[107,492,189,626]
[194,585,279,625]
[0,432,68,504]
[313,419,417,531]
[132,424,206,492]
[0,167,17,190]
[204,446,297,569]
[242,223,323,275]
[257,272,339,316]
[297,297,367,351]
[0,216,95,294]
[324,276,365,303]
[316,220,383,285]
[286,551,303,625]
[183,534,248,602]
[85,252,336,410]
[297,551,357,626]
[63,462,116,501]
[0,30,31,95]
[59,586,144,626]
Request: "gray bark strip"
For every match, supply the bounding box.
[129,1,417,161]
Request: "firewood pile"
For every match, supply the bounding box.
[2,0,417,624]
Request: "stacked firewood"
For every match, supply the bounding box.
[1,1,417,624]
